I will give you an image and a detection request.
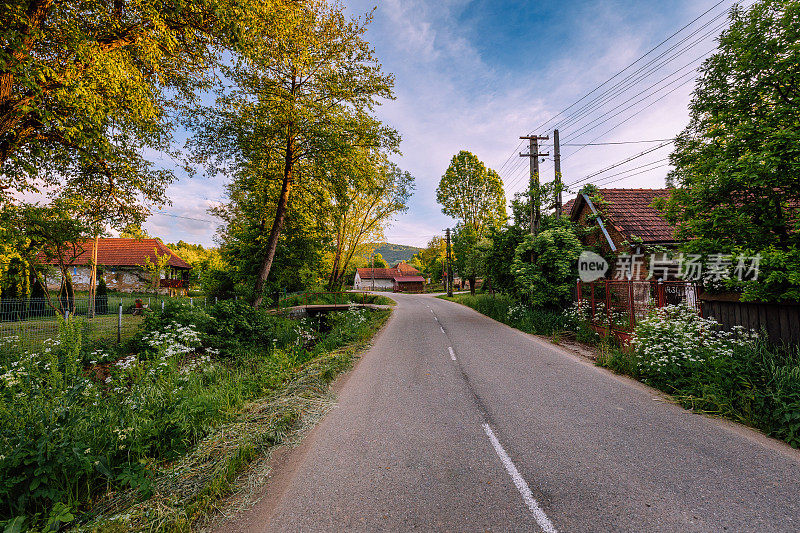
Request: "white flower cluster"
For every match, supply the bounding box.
[345,307,368,326]
[294,319,317,346]
[141,321,202,358]
[632,304,757,374]
[0,335,20,349]
[506,303,528,322]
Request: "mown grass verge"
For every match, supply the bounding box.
[0,301,390,531]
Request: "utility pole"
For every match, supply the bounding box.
[554,129,563,218]
[446,228,453,297]
[519,134,549,237]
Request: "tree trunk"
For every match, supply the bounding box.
[87,234,99,318]
[469,277,476,296]
[253,133,294,308]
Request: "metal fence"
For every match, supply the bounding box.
[0,295,221,353]
[577,279,700,344]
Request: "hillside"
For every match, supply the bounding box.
[368,243,422,265]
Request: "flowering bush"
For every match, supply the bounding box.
[632,304,757,385]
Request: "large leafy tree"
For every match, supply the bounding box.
[188,0,398,307]
[1,0,281,219]
[437,150,506,237]
[328,152,414,290]
[663,0,800,301]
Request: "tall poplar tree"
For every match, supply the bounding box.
[189,0,398,307]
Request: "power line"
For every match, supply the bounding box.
[495,0,732,175]
[566,141,673,187]
[561,139,675,146]
[497,1,737,184]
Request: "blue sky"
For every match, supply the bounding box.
[142,0,733,247]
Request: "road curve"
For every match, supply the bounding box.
[219,293,800,532]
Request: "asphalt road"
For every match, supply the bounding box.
[220,293,800,532]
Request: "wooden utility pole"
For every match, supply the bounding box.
[554,129,563,218]
[519,135,549,236]
[446,228,453,297]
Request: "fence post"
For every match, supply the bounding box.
[605,280,612,330]
[117,303,122,344]
[590,283,596,323]
[162,299,165,311]
[576,278,582,303]
[627,279,636,331]
[215,296,218,305]
[190,297,193,307]
[657,279,665,308]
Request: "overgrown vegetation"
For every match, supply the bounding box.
[596,305,800,449]
[0,301,389,530]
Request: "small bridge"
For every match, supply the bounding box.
[276,292,392,317]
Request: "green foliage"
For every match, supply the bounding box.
[602,305,800,448]
[0,299,389,527]
[187,0,399,305]
[664,0,800,302]
[484,225,526,292]
[511,224,582,309]
[1,0,285,224]
[452,225,490,294]
[441,293,569,336]
[437,151,507,237]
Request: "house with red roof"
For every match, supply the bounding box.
[568,188,679,278]
[42,238,192,294]
[353,261,425,292]
[568,188,677,251]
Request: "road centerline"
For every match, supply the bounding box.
[482,423,558,533]
[448,346,456,360]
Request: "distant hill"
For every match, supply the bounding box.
[368,243,422,265]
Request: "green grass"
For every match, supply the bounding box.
[0,302,391,531]
[439,293,569,336]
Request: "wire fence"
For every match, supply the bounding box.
[0,295,224,353]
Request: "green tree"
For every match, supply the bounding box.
[188,0,398,307]
[412,236,447,282]
[372,253,388,268]
[663,0,800,301]
[1,0,284,218]
[452,225,490,295]
[328,153,414,289]
[511,223,582,309]
[436,150,507,238]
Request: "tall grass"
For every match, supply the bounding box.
[440,293,569,336]
[0,301,389,530]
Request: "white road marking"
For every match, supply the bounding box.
[482,423,558,533]
[448,347,456,361]
[440,326,445,334]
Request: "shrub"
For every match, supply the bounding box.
[604,304,800,448]
[0,299,389,528]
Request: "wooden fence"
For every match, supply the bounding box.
[577,280,800,346]
[700,296,800,346]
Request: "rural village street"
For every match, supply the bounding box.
[220,293,800,532]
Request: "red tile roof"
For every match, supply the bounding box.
[356,263,422,282]
[562,198,576,216]
[356,268,398,280]
[395,262,421,275]
[42,238,191,269]
[599,189,675,243]
[393,276,425,283]
[571,188,676,244]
